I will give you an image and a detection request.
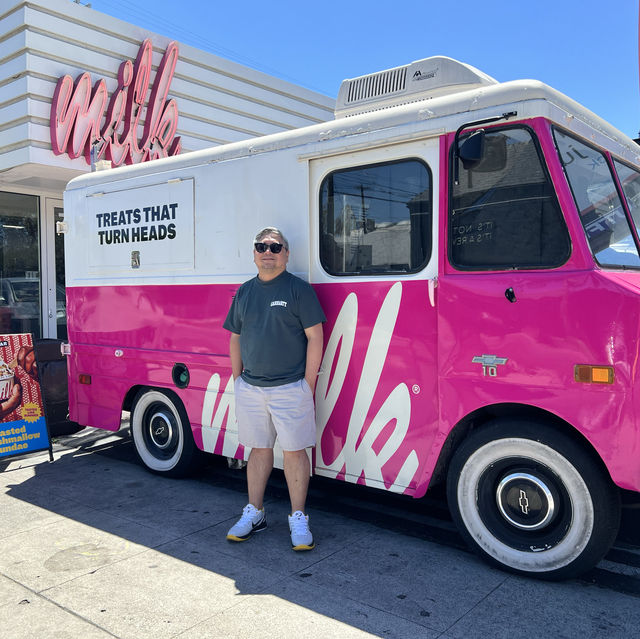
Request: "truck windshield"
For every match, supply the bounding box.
[553,128,640,268]
[613,160,640,238]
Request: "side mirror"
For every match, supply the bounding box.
[459,129,485,169]
[453,112,516,184]
[459,131,508,173]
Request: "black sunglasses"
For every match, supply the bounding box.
[254,242,284,254]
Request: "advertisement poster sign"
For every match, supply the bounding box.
[0,334,52,460]
[85,178,195,277]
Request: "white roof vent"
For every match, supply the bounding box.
[335,56,498,118]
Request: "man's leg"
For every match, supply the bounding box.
[283,449,310,513]
[247,447,274,509]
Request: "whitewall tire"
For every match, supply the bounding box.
[446,421,620,580]
[130,388,201,477]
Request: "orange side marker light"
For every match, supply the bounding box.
[574,365,614,384]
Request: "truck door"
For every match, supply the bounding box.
[309,139,439,496]
[439,124,572,418]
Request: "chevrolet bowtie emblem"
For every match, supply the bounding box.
[472,354,508,366]
[519,489,530,515]
[472,354,508,377]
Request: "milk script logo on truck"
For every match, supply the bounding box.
[62,56,640,580]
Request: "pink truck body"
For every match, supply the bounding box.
[62,57,640,578]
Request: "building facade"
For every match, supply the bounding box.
[0,0,334,339]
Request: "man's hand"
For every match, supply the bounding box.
[304,323,324,395]
[229,333,243,381]
[0,377,21,419]
[16,345,38,380]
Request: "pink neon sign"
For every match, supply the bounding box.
[50,39,182,167]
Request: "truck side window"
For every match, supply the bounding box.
[554,129,640,268]
[450,127,570,270]
[613,159,640,241]
[319,159,431,275]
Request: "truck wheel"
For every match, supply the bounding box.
[130,388,201,478]
[446,420,620,580]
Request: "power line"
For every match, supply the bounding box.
[90,0,331,94]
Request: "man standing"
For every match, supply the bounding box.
[223,227,325,550]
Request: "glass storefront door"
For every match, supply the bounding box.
[0,193,67,340]
[0,192,41,337]
[44,200,67,340]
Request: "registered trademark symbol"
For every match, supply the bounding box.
[412,384,420,394]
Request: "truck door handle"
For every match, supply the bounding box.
[428,277,438,307]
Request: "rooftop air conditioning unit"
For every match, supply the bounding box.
[335,56,498,118]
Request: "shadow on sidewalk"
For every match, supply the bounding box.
[0,423,467,638]
[1,423,640,638]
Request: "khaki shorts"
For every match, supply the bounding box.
[234,376,317,451]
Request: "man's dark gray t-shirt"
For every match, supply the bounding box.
[223,270,326,387]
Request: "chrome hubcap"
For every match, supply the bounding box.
[496,472,555,531]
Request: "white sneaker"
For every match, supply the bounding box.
[288,510,315,551]
[226,504,266,542]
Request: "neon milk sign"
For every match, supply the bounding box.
[50,39,181,167]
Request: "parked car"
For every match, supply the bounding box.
[0,278,39,334]
[0,278,66,336]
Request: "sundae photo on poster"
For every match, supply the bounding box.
[0,334,50,458]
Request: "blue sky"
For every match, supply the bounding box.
[89,0,639,138]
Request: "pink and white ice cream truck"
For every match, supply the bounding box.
[62,56,640,579]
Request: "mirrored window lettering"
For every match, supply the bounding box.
[554,129,640,268]
[0,193,41,336]
[319,159,432,275]
[450,127,571,270]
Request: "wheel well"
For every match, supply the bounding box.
[122,385,144,413]
[428,403,613,490]
[122,385,185,415]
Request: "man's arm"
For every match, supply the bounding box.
[229,332,243,380]
[303,322,324,393]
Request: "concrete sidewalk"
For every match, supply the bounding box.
[1,426,639,639]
